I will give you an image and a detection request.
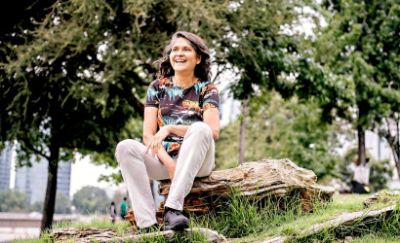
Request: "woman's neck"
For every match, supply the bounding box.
[172,73,197,89]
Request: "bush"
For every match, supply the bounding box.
[336,148,393,192]
[0,189,30,212]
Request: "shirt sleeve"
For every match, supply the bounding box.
[202,83,219,111]
[145,80,160,108]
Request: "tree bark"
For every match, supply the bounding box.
[239,98,248,165]
[379,117,400,179]
[40,120,60,233]
[396,117,400,179]
[157,160,334,215]
[357,124,366,166]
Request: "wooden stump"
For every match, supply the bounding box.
[127,159,334,225]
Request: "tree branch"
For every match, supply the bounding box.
[20,137,50,161]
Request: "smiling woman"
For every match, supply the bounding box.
[115,31,220,232]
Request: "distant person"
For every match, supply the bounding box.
[110,201,117,224]
[115,31,219,232]
[350,157,370,194]
[120,197,128,220]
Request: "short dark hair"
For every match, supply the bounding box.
[155,31,211,81]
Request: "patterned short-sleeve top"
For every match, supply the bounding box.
[145,77,219,156]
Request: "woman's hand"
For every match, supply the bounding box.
[146,125,170,155]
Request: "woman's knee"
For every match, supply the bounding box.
[115,139,142,160]
[188,122,212,138]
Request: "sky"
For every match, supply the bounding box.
[70,155,122,198]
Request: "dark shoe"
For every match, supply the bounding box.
[163,207,189,231]
[137,223,162,234]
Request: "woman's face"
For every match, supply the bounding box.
[169,37,200,74]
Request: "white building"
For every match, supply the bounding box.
[0,142,14,191]
[14,157,71,204]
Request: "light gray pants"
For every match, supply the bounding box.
[115,122,215,228]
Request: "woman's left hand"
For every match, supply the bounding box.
[146,125,170,155]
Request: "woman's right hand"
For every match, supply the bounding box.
[146,125,170,156]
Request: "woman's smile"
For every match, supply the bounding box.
[169,37,200,72]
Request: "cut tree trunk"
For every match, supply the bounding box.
[126,159,335,225]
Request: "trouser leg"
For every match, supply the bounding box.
[165,122,215,211]
[115,139,169,228]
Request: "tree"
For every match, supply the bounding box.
[379,117,400,178]
[72,186,109,215]
[1,0,138,231]
[337,147,393,192]
[216,92,340,178]
[0,189,30,212]
[220,0,352,165]
[30,192,72,214]
[316,0,400,176]
[221,0,301,164]
[1,0,232,232]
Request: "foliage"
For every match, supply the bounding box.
[32,193,72,214]
[0,189,30,212]
[72,186,109,214]
[370,160,393,192]
[31,193,400,242]
[54,193,72,214]
[316,0,400,166]
[296,195,400,242]
[336,147,393,192]
[216,92,341,178]
[210,190,262,237]
[0,0,232,230]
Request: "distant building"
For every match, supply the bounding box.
[14,157,71,204]
[0,142,14,191]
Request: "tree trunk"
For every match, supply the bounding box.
[239,98,248,165]
[396,117,400,179]
[378,118,400,180]
[40,122,60,233]
[357,124,366,166]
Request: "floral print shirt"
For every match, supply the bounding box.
[145,77,219,156]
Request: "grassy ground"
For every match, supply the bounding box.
[20,191,400,242]
[227,193,399,242]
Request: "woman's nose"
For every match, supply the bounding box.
[175,49,184,56]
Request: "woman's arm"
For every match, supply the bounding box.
[202,107,220,140]
[162,107,220,140]
[143,107,158,146]
[143,107,176,179]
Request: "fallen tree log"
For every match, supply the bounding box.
[158,159,334,214]
[125,159,334,225]
[262,203,398,242]
[51,227,227,242]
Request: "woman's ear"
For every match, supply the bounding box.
[196,55,201,64]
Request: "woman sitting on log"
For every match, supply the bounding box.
[115,31,220,232]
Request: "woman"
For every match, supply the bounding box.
[115,31,220,232]
[110,201,117,224]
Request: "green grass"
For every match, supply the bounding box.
[216,193,396,242]
[349,234,400,243]
[29,191,400,242]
